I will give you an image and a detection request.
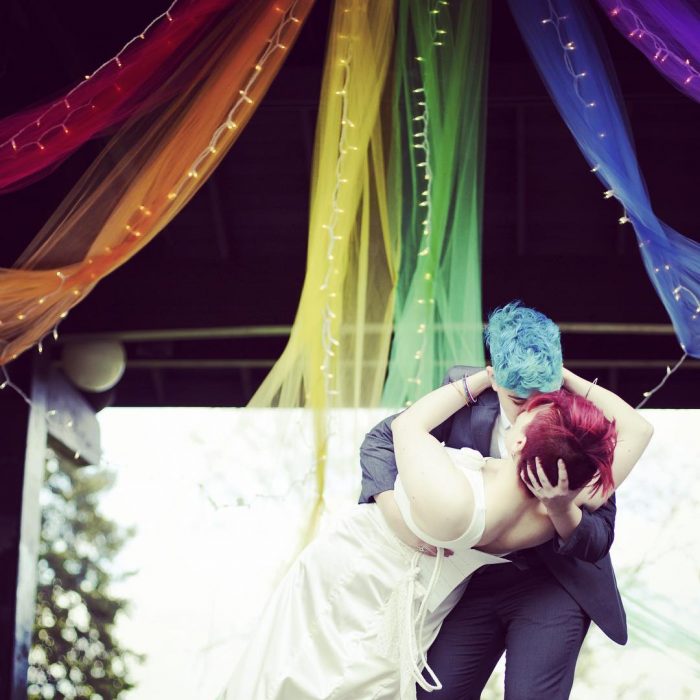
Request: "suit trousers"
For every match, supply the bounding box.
[417,563,591,700]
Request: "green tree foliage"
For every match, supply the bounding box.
[28,449,142,699]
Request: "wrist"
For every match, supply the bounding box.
[466,370,490,396]
[561,367,575,390]
[546,501,578,517]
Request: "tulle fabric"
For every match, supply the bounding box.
[509,0,700,357]
[381,0,489,408]
[0,0,313,364]
[597,0,700,104]
[0,0,239,193]
[249,0,397,538]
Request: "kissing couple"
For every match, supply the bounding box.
[217,302,653,699]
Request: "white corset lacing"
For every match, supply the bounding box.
[382,447,487,699]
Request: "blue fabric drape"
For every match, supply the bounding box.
[508,0,700,357]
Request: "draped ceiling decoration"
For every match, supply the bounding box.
[0,0,313,365]
[596,0,700,104]
[0,0,240,193]
[2,0,697,417]
[509,0,700,358]
[249,0,396,536]
[381,0,489,408]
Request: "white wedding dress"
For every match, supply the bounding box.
[216,447,506,700]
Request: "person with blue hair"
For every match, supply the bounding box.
[217,301,651,699]
[359,301,627,699]
[485,301,563,397]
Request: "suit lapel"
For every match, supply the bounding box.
[470,395,500,457]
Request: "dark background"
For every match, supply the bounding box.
[0,0,698,407]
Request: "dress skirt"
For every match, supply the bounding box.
[216,503,466,700]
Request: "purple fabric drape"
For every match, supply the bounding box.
[597,0,700,103]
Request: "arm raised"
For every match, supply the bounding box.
[563,368,654,509]
[391,370,492,541]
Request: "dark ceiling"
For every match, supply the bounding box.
[0,0,698,408]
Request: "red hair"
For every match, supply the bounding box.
[517,390,617,497]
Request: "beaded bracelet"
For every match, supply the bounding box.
[462,374,477,405]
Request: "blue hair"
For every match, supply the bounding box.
[484,301,563,397]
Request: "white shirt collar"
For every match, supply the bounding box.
[499,403,512,429]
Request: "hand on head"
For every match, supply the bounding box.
[521,457,583,513]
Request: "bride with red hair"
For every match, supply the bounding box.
[217,367,652,700]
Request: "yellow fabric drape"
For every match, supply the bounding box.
[0,0,313,363]
[250,0,396,537]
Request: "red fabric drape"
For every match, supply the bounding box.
[0,0,237,193]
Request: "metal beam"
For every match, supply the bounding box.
[52,358,700,371]
[56,321,676,344]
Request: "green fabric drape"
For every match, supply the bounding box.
[382,0,489,407]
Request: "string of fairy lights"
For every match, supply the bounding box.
[541,0,690,404]
[404,0,450,406]
[0,271,70,364]
[608,3,699,88]
[0,1,301,370]
[2,0,693,432]
[0,0,179,158]
[317,2,355,403]
[0,1,303,454]
[168,3,301,200]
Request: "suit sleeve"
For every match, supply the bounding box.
[550,494,617,563]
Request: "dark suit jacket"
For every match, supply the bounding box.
[359,365,627,644]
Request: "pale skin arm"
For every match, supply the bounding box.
[566,367,654,508]
[391,370,492,542]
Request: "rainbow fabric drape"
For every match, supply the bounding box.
[0,0,313,364]
[381,0,489,408]
[509,0,700,357]
[250,0,397,410]
[0,0,239,193]
[597,0,700,104]
[250,0,396,531]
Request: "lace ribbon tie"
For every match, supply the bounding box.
[398,548,444,699]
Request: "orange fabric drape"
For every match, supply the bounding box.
[0,0,313,364]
